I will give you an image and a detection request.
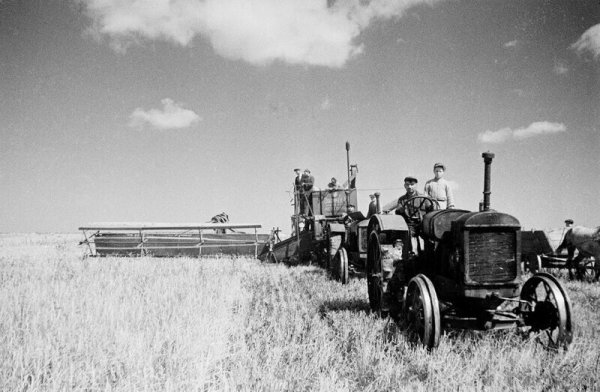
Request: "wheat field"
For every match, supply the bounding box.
[1,233,600,391]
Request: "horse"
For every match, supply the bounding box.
[556,226,600,280]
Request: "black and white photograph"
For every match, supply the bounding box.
[1,0,599,390]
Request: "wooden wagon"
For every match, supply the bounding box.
[522,228,596,277]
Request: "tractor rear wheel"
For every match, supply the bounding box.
[520,272,573,350]
[367,231,386,317]
[403,274,441,349]
[334,247,349,284]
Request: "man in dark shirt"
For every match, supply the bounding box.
[394,177,427,217]
[327,177,341,190]
[344,204,365,224]
[293,168,302,215]
[367,194,377,218]
[300,169,314,216]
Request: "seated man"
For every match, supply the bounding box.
[343,204,365,225]
[394,176,435,221]
[327,177,341,190]
[393,176,437,254]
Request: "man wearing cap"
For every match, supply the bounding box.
[392,176,433,254]
[385,176,431,217]
[343,204,366,225]
[327,177,341,190]
[556,219,575,257]
[300,169,314,216]
[397,176,422,212]
[367,194,377,219]
[294,168,302,191]
[293,168,303,215]
[424,163,455,209]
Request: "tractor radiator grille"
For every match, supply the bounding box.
[467,231,517,283]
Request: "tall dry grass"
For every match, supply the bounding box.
[1,233,600,391]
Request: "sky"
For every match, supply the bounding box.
[1,0,599,234]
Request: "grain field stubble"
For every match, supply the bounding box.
[1,234,600,391]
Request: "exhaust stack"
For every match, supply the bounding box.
[481,151,495,211]
[374,192,381,214]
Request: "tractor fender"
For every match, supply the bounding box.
[367,214,409,234]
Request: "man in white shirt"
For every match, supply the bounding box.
[424,163,455,209]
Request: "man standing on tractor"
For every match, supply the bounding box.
[300,169,314,216]
[293,168,302,214]
[424,162,455,209]
[367,194,377,218]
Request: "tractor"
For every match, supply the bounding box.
[325,207,370,284]
[365,152,573,350]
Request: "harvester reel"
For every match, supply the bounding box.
[403,274,441,349]
[398,196,440,222]
[520,273,573,350]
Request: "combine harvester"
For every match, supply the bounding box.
[261,142,362,267]
[79,213,269,258]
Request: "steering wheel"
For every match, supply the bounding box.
[396,195,440,222]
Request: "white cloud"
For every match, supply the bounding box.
[320,97,331,110]
[571,23,600,60]
[77,0,441,67]
[478,121,566,144]
[503,39,518,48]
[478,127,513,143]
[129,98,201,130]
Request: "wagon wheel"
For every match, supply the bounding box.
[520,273,573,350]
[367,231,386,317]
[398,196,440,222]
[403,274,441,349]
[334,247,349,284]
[576,257,595,280]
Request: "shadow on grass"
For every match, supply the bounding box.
[318,299,371,317]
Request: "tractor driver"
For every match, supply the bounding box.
[343,204,365,225]
[394,176,436,253]
[395,176,433,219]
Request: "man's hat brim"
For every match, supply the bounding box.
[404,176,418,183]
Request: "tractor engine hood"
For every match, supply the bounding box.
[453,210,521,231]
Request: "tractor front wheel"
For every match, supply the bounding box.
[403,274,441,349]
[520,272,573,350]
